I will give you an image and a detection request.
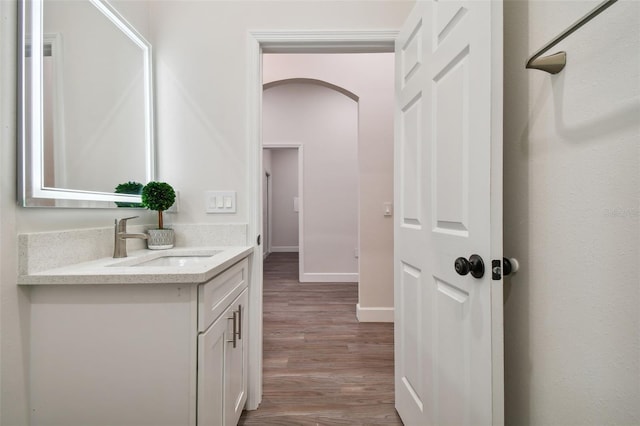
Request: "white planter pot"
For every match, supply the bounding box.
[147,229,174,250]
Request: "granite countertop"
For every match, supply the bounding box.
[18,246,253,285]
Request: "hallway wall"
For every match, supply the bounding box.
[263,82,359,281]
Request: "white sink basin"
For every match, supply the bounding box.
[108,249,223,267]
[134,255,218,267]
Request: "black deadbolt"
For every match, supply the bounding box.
[454,254,485,279]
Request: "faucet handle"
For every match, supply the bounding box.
[119,215,139,222]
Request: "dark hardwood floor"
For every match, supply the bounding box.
[239,252,402,426]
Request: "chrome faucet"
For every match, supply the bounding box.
[113,216,148,258]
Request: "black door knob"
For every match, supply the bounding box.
[454,257,471,275]
[454,254,485,279]
[502,257,512,276]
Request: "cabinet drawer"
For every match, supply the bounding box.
[198,258,248,332]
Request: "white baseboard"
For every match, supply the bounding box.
[301,273,359,283]
[356,304,394,323]
[271,246,299,253]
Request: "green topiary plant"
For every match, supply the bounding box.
[141,181,176,229]
[114,181,144,208]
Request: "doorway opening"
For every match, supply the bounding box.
[263,74,362,284]
[246,31,398,410]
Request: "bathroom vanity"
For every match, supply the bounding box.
[20,245,253,426]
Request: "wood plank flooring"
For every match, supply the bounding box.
[239,252,403,426]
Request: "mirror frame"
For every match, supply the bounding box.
[17,0,155,208]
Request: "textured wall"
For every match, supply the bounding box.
[503,0,640,423]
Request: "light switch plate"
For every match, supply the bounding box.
[205,191,237,214]
[383,202,393,217]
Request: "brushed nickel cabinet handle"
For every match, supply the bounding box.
[226,312,237,348]
[237,305,242,341]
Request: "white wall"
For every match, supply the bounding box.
[263,82,359,279]
[148,1,411,226]
[269,148,298,252]
[503,0,639,423]
[263,53,395,320]
[1,2,155,424]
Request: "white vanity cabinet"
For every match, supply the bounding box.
[28,256,250,426]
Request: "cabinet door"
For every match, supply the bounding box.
[198,289,249,426]
[197,307,229,426]
[224,289,249,426]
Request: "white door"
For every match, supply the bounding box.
[394,0,504,425]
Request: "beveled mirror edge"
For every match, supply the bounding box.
[17,0,156,209]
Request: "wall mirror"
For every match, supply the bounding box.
[18,0,155,208]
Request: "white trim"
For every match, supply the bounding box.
[247,29,399,412]
[254,30,397,53]
[356,304,394,323]
[296,148,304,283]
[490,0,505,422]
[301,273,359,283]
[270,246,299,253]
[246,32,263,411]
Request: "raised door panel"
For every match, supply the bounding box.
[434,277,471,424]
[432,45,470,235]
[396,262,427,417]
